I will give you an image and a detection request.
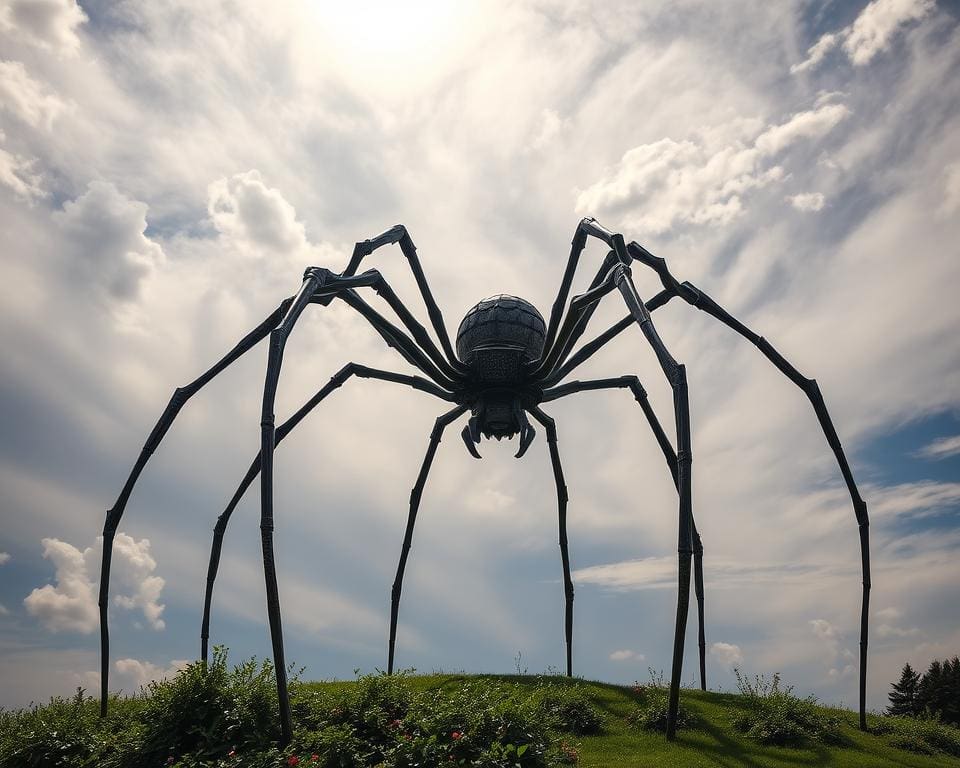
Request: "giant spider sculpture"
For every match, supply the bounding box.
[98,218,870,743]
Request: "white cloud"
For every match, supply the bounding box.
[0,143,43,200]
[710,642,743,667]
[575,103,848,234]
[792,0,935,74]
[913,434,960,460]
[0,551,10,620]
[844,0,936,65]
[23,533,167,633]
[0,0,87,54]
[753,104,851,156]
[787,192,826,211]
[875,606,901,621]
[940,163,960,217]
[109,534,167,631]
[869,481,960,520]
[609,648,645,661]
[0,556,8,616]
[23,537,98,633]
[791,33,840,75]
[114,658,190,692]
[0,60,68,129]
[529,108,565,151]
[53,181,163,300]
[207,169,309,254]
[810,619,857,680]
[810,618,840,641]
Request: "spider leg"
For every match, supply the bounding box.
[98,295,294,717]
[533,262,623,377]
[542,376,708,691]
[608,247,694,742]
[540,232,695,739]
[318,225,467,374]
[627,241,871,731]
[307,269,460,388]
[542,287,672,387]
[389,404,469,674]
[319,289,455,390]
[258,269,418,743]
[537,217,664,380]
[542,218,637,360]
[259,274,323,745]
[319,266,463,382]
[527,406,575,677]
[200,364,454,663]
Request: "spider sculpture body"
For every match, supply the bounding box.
[98,219,871,745]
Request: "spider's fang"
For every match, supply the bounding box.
[461,424,482,459]
[515,422,536,459]
[469,411,482,444]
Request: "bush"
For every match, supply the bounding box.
[879,714,960,757]
[0,687,102,768]
[626,679,695,733]
[1,664,594,767]
[138,647,280,763]
[533,683,603,735]
[729,669,844,747]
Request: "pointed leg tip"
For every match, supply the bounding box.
[460,424,482,459]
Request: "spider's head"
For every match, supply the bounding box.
[461,391,538,460]
[455,295,546,384]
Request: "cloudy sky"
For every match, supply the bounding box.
[1,0,958,713]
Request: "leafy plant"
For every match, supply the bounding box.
[626,686,695,733]
[137,646,280,763]
[876,713,960,756]
[533,683,603,735]
[729,669,843,747]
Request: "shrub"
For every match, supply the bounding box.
[533,683,603,735]
[0,687,102,768]
[879,714,960,757]
[729,669,844,747]
[626,686,695,733]
[1,666,590,767]
[137,647,280,763]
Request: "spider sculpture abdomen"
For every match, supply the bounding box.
[455,294,546,383]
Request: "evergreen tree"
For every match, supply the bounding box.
[917,660,941,716]
[943,656,960,726]
[888,663,921,716]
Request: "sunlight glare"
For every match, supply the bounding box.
[307,0,478,95]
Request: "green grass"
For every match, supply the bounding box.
[4,661,960,767]
[300,674,959,767]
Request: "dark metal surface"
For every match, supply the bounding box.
[98,218,870,746]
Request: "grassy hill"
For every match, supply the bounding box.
[3,656,959,767]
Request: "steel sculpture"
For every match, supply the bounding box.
[98,218,870,743]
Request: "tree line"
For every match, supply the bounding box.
[887,657,960,725]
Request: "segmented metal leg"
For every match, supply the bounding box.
[606,237,693,741]
[541,375,708,691]
[320,225,466,374]
[98,297,292,717]
[528,406,574,677]
[388,404,468,673]
[259,275,322,745]
[627,238,871,731]
[200,364,452,662]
